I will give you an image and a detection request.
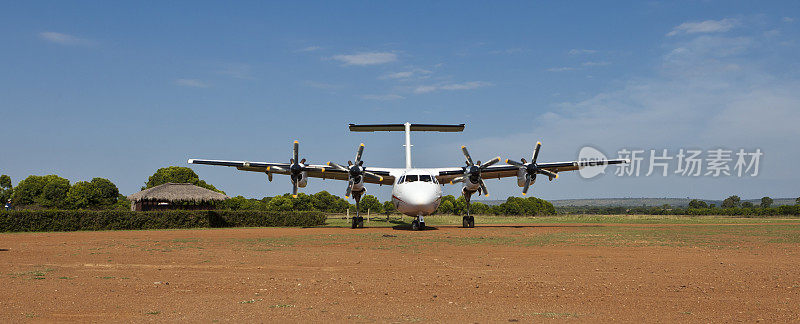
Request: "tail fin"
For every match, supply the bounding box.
[349,123,465,169]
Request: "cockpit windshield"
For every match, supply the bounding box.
[401,174,436,183]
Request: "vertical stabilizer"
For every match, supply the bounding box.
[348,123,465,169]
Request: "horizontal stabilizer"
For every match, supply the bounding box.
[349,123,465,132]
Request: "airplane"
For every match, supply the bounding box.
[188,123,628,230]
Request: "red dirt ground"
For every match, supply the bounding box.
[1,224,799,322]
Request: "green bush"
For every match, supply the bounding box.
[0,210,326,232]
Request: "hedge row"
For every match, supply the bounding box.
[558,205,800,217]
[0,210,326,232]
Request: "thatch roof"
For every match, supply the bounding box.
[127,183,229,202]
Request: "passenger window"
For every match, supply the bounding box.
[405,175,418,182]
[419,175,432,182]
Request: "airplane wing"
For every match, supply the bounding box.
[434,159,629,183]
[188,159,397,185]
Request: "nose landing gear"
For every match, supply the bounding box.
[411,215,425,231]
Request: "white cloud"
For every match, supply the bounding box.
[331,52,397,66]
[413,81,492,94]
[380,68,432,80]
[217,64,253,80]
[303,80,342,90]
[568,49,597,55]
[360,94,405,100]
[782,17,794,23]
[175,79,209,88]
[582,61,611,67]
[297,46,321,52]
[547,67,576,72]
[666,18,738,36]
[490,48,529,55]
[38,32,94,46]
[457,29,800,198]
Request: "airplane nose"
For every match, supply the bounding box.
[405,184,439,206]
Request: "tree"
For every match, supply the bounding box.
[0,174,11,203]
[721,195,741,208]
[66,178,121,209]
[91,178,120,206]
[797,197,800,205]
[358,195,383,214]
[741,201,754,208]
[13,175,71,208]
[760,196,774,208]
[471,202,491,214]
[382,201,396,215]
[688,199,708,209]
[143,166,221,193]
[266,195,294,211]
[0,175,11,190]
[437,200,454,215]
[67,181,97,209]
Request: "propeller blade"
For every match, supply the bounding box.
[505,158,525,167]
[479,180,489,197]
[461,146,474,165]
[355,143,365,164]
[480,156,501,169]
[292,180,298,198]
[345,180,353,198]
[327,162,348,172]
[522,174,532,195]
[450,176,465,184]
[532,141,542,163]
[363,171,384,182]
[538,169,558,179]
[293,140,300,165]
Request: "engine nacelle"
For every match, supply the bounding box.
[517,168,534,187]
[295,171,309,188]
[463,176,481,191]
[351,174,365,193]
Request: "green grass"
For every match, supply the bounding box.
[324,214,800,227]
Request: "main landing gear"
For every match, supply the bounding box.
[462,188,476,228]
[351,189,365,229]
[462,215,475,228]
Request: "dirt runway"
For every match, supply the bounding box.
[2,223,799,322]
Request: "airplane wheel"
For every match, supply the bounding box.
[351,217,358,229]
[462,216,470,228]
[411,219,420,231]
[358,217,365,228]
[419,222,425,230]
[468,216,475,228]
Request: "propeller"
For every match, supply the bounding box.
[505,141,558,195]
[451,146,500,197]
[267,140,321,198]
[327,143,384,198]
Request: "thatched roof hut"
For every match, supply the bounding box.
[127,183,229,211]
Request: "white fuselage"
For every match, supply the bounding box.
[390,169,443,216]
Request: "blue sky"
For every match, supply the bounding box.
[1,1,799,201]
